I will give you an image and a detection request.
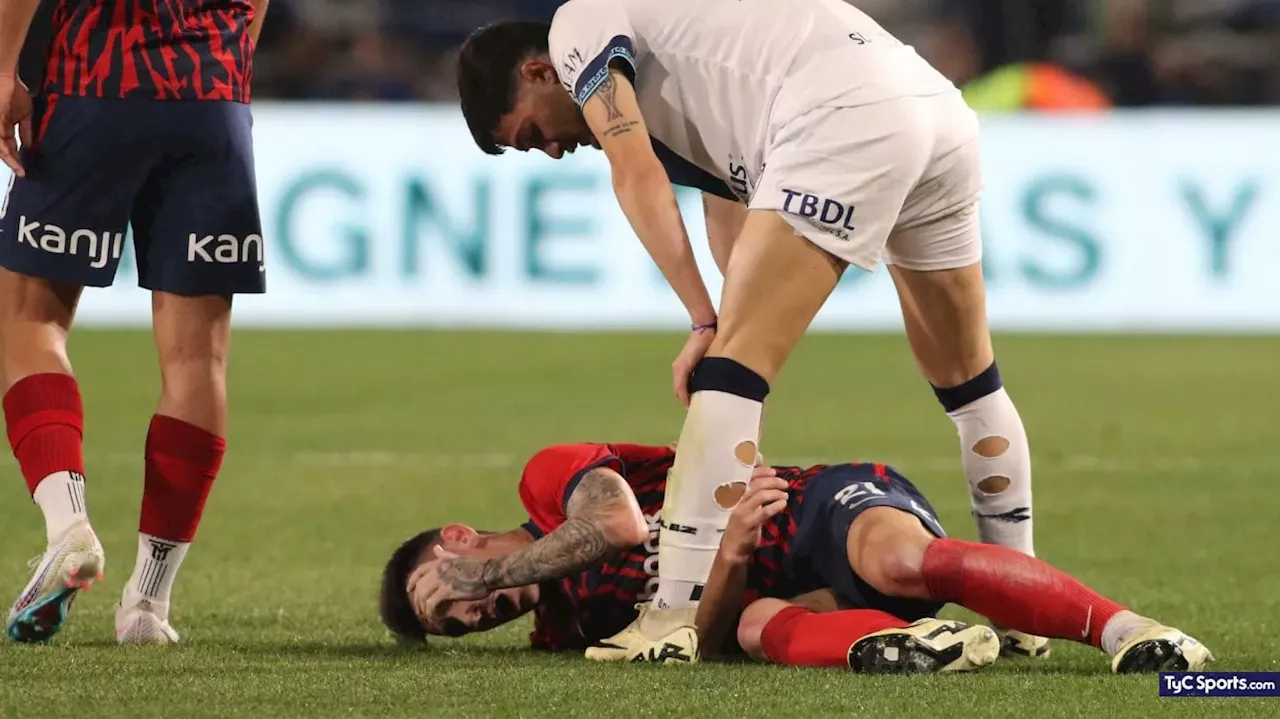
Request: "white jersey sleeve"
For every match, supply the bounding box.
[549,0,638,107]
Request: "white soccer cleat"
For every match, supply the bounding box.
[1111,624,1212,674]
[6,520,105,644]
[115,600,180,646]
[584,604,699,665]
[848,618,1000,674]
[998,629,1052,660]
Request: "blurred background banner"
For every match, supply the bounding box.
[13,106,1275,332]
[7,0,1279,331]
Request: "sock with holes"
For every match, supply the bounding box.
[933,362,1034,556]
[653,357,768,610]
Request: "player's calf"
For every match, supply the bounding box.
[888,262,1035,559]
[0,274,105,643]
[117,294,232,645]
[649,209,840,609]
[916,537,1213,673]
[652,357,768,612]
[842,511,1204,672]
[932,362,1035,558]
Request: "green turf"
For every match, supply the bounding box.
[1,331,1277,718]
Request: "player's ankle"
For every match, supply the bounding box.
[1099,610,1156,656]
[124,534,191,615]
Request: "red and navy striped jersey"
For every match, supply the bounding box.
[40,0,255,102]
[518,442,829,652]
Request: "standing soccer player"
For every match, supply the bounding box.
[456,0,1041,661]
[0,0,270,645]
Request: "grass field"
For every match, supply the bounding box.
[0,330,1277,718]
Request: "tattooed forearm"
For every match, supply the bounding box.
[479,468,637,589]
[481,516,611,589]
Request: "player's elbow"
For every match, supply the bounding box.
[610,155,669,199]
[599,508,649,549]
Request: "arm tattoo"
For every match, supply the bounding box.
[598,72,623,121]
[595,71,640,138]
[480,468,631,589]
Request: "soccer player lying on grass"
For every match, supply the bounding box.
[380,443,1212,673]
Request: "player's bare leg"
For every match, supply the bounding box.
[1,269,105,643]
[887,250,1044,658]
[847,507,1213,673]
[588,211,842,664]
[116,292,232,646]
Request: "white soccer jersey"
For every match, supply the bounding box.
[548,0,958,202]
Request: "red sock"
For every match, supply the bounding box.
[140,414,225,542]
[760,606,909,668]
[3,373,85,495]
[921,538,1125,649]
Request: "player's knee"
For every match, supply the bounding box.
[866,542,930,599]
[154,304,231,432]
[154,295,232,380]
[737,598,791,661]
[848,508,932,599]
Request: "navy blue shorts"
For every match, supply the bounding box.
[0,96,264,295]
[785,463,948,622]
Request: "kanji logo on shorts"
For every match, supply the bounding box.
[16,217,123,269]
[187,234,264,265]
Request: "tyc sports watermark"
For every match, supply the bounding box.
[1160,673,1280,698]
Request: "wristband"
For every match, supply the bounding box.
[692,319,718,332]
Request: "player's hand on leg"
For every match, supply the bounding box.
[0,75,32,177]
[672,325,717,406]
[720,469,787,564]
[406,548,491,623]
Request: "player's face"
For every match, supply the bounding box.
[418,529,541,637]
[495,61,598,159]
[425,580,539,638]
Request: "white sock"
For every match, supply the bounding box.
[947,387,1035,556]
[655,388,763,610]
[32,471,88,544]
[122,533,191,620]
[652,580,703,610]
[1100,610,1158,656]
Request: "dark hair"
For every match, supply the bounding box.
[456,20,553,155]
[379,527,442,644]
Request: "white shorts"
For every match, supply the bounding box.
[750,91,984,272]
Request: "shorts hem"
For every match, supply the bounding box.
[881,254,982,272]
[0,258,112,288]
[842,497,947,539]
[763,210,885,272]
[139,280,266,296]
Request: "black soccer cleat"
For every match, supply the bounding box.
[1111,625,1213,674]
[847,618,999,674]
